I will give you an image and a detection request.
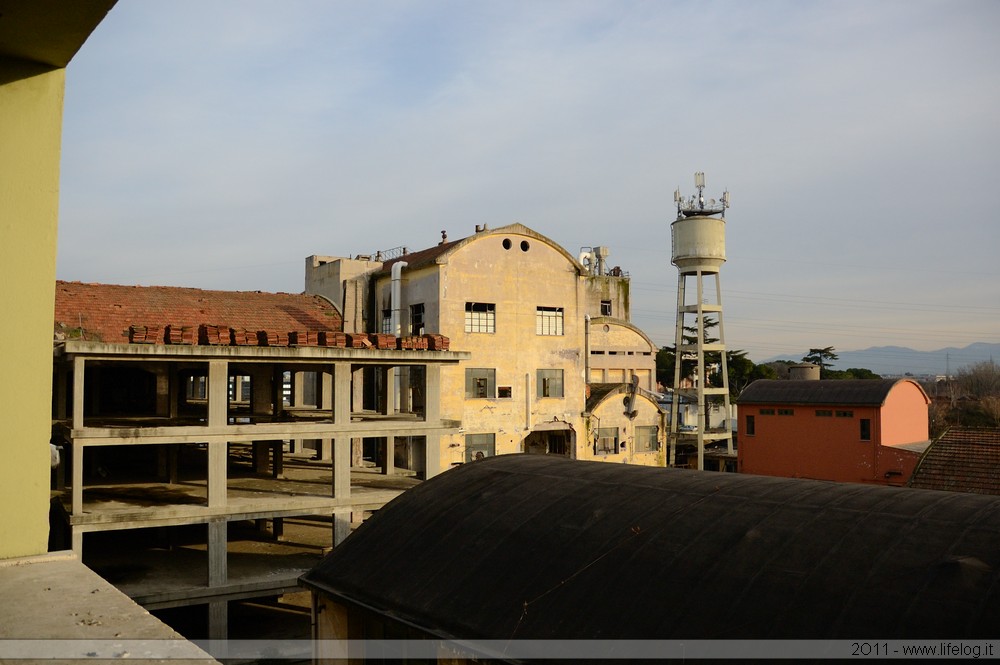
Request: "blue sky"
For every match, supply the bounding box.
[57,0,1000,370]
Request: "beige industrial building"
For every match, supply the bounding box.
[306,223,664,471]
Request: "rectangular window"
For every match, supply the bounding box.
[465,433,496,462]
[759,408,775,415]
[745,415,755,436]
[600,300,612,316]
[536,306,564,336]
[465,368,496,399]
[497,386,512,399]
[860,418,872,441]
[409,303,425,336]
[465,302,495,333]
[777,408,794,416]
[836,410,854,418]
[595,427,619,455]
[815,409,833,417]
[381,309,392,334]
[635,426,658,453]
[537,369,564,398]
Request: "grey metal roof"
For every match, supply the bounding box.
[300,455,1000,643]
[736,378,925,406]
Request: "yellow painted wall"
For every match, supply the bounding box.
[582,391,665,465]
[0,63,67,558]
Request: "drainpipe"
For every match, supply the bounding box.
[584,314,591,384]
[390,261,408,335]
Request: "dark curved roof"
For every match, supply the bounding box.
[736,378,927,406]
[301,455,1000,642]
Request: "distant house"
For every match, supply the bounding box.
[736,379,931,485]
[300,455,1000,662]
[909,427,1000,495]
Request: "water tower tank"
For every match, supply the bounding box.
[671,215,726,273]
[789,363,821,381]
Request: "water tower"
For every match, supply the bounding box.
[668,172,733,470]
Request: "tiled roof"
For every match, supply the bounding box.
[909,427,1000,495]
[54,281,342,343]
[736,379,923,406]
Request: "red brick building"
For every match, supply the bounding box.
[737,379,930,485]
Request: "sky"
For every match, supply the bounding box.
[57,0,1000,370]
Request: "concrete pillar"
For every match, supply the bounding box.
[155,366,170,416]
[72,356,85,430]
[332,436,350,501]
[250,366,272,417]
[207,441,227,508]
[207,518,228,641]
[207,519,227,586]
[157,445,179,483]
[424,364,441,423]
[380,367,396,415]
[333,363,351,424]
[208,360,228,428]
[381,437,395,476]
[71,443,84,517]
[424,433,442,479]
[332,508,351,547]
[208,601,228,641]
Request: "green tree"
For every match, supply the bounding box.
[727,349,777,397]
[803,346,839,378]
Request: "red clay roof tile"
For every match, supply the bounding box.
[54,281,342,343]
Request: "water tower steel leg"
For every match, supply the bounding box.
[669,272,685,467]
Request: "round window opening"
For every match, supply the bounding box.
[603,324,610,333]
[502,238,512,250]
[520,240,530,252]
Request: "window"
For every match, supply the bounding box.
[759,408,775,415]
[816,409,833,417]
[600,300,612,316]
[465,368,496,398]
[380,309,391,334]
[778,408,794,416]
[537,369,564,398]
[497,386,512,399]
[409,303,425,336]
[635,426,658,453]
[745,415,755,436]
[536,306,564,335]
[465,433,495,462]
[465,302,495,333]
[860,418,872,441]
[595,427,619,455]
[836,410,854,418]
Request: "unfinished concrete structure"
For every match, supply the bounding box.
[51,281,467,636]
[306,223,662,470]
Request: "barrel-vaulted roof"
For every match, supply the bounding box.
[54,281,342,343]
[379,223,585,275]
[301,454,1000,643]
[736,379,929,407]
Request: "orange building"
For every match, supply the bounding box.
[737,379,931,485]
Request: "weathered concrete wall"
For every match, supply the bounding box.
[583,391,664,465]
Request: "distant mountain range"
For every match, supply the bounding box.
[762,342,1000,378]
